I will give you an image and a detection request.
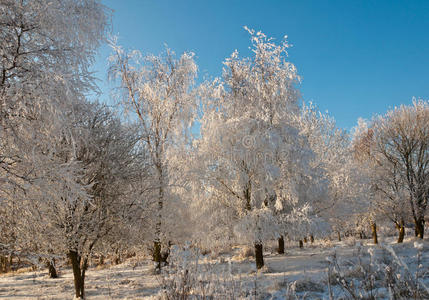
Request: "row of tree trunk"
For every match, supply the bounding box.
[371,218,418,245]
[32,218,425,298]
[153,218,418,272]
[278,234,316,253]
[273,219,414,258]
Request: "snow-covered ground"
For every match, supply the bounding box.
[1,237,429,299]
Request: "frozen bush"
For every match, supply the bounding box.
[326,244,429,299]
[157,244,245,299]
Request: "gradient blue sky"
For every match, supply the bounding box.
[93,0,429,130]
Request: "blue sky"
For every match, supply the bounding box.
[93,0,429,130]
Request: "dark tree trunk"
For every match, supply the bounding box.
[396,219,405,243]
[277,236,285,254]
[113,247,121,265]
[68,250,86,299]
[2,256,5,273]
[153,241,162,270]
[415,217,425,239]
[337,232,341,242]
[98,255,104,266]
[48,259,58,278]
[0,256,7,273]
[254,243,264,269]
[310,235,314,243]
[299,240,303,248]
[371,222,378,244]
[153,166,164,271]
[0,255,11,273]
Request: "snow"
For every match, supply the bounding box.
[0,261,159,299]
[2,237,428,299]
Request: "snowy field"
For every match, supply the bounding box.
[1,237,429,299]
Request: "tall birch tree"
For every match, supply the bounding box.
[109,43,198,270]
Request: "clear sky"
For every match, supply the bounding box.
[93,0,429,130]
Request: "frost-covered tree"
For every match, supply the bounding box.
[296,103,351,219]
[198,115,281,268]
[295,103,382,243]
[268,123,318,251]
[352,119,402,243]
[196,28,307,269]
[22,100,141,299]
[353,100,429,239]
[0,0,109,283]
[0,0,109,175]
[109,42,198,270]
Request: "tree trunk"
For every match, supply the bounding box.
[153,241,162,270]
[299,240,303,248]
[277,236,284,254]
[68,250,85,299]
[414,217,425,239]
[0,255,11,273]
[98,255,104,266]
[254,243,264,269]
[371,222,378,244]
[48,259,58,278]
[337,232,341,242]
[310,235,314,243]
[396,219,405,243]
[153,166,164,271]
[0,256,6,273]
[113,248,121,265]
